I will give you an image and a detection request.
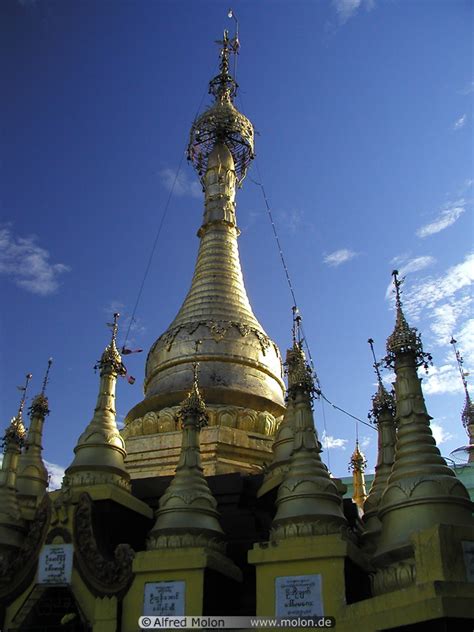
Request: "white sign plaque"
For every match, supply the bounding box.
[462,541,474,582]
[275,574,323,617]
[143,581,186,616]
[38,544,73,585]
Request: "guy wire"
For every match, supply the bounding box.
[122,78,213,351]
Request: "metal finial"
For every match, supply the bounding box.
[17,373,33,417]
[2,373,30,449]
[210,29,239,101]
[227,8,239,79]
[292,306,302,345]
[391,269,403,311]
[349,440,367,473]
[179,361,208,429]
[385,271,432,371]
[192,361,200,388]
[96,314,126,376]
[187,26,254,186]
[41,358,53,396]
[451,336,473,435]
[107,312,120,344]
[368,338,383,386]
[451,337,469,397]
[369,338,395,422]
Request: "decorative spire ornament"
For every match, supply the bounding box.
[147,363,225,552]
[63,314,131,491]
[187,28,254,186]
[450,336,474,463]
[0,374,32,550]
[270,334,347,540]
[374,272,472,572]
[361,339,396,552]
[385,270,432,371]
[349,440,367,513]
[17,359,52,510]
[258,309,305,497]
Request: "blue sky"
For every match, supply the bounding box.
[1,0,472,486]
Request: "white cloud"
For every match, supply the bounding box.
[400,255,436,275]
[385,256,436,298]
[403,254,474,322]
[160,168,201,199]
[323,248,358,267]
[421,363,465,396]
[0,227,70,296]
[321,430,348,450]
[45,460,65,490]
[416,199,466,238]
[360,435,371,450]
[332,0,375,23]
[430,421,454,446]
[453,114,467,130]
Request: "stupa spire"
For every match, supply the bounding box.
[147,362,225,551]
[450,336,474,463]
[0,374,31,550]
[361,339,396,551]
[17,359,52,510]
[129,32,284,437]
[258,309,304,497]
[349,440,367,513]
[374,272,472,566]
[270,335,347,540]
[63,314,131,491]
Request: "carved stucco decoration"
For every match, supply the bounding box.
[158,320,275,356]
[73,493,135,596]
[371,560,416,595]
[63,470,131,492]
[123,405,279,438]
[270,520,355,542]
[147,532,226,554]
[0,494,51,600]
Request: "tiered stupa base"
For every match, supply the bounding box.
[124,403,280,477]
[125,425,274,478]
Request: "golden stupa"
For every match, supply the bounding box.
[123,31,285,478]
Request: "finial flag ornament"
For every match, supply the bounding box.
[385,270,432,371]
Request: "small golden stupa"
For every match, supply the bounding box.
[0,374,30,552]
[361,339,397,551]
[63,313,131,491]
[16,359,52,518]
